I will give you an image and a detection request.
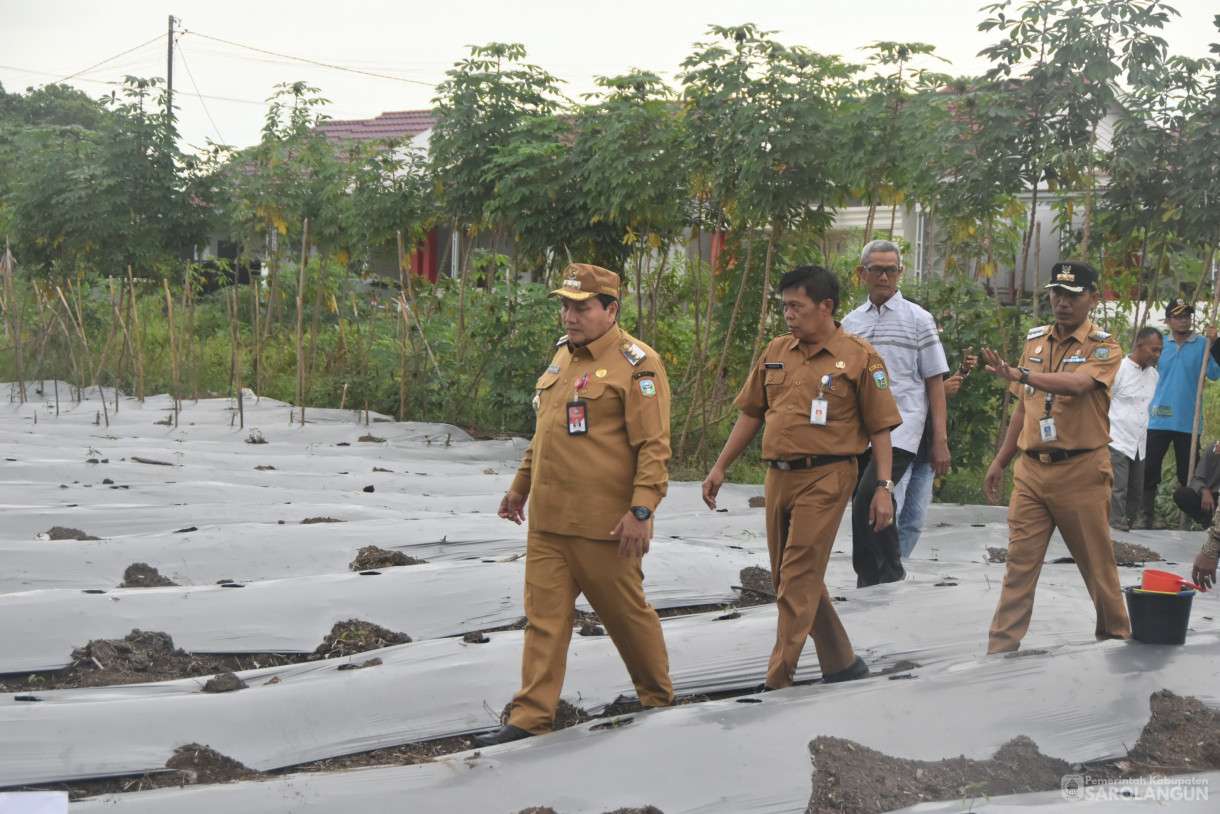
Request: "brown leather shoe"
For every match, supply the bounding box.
[822,656,870,684]
[474,724,533,747]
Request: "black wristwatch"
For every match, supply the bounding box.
[630,506,652,521]
[875,480,895,495]
[1017,366,1031,385]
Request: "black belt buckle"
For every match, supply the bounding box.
[774,460,792,471]
[1038,452,1053,464]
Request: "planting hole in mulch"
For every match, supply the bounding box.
[349,545,426,570]
[119,563,178,588]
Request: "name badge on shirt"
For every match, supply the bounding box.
[764,362,784,369]
[1039,417,1058,443]
[1065,355,1086,364]
[810,398,829,426]
[567,401,588,435]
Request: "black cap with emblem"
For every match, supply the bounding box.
[1166,297,1195,318]
[1044,260,1099,293]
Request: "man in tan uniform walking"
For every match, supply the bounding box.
[982,260,1131,653]
[476,263,673,746]
[703,265,901,690]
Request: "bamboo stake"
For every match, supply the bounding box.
[296,218,309,426]
[163,279,180,427]
[127,267,145,402]
[1,240,24,402]
[230,287,244,429]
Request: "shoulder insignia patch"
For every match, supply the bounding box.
[873,369,889,389]
[556,335,569,346]
[868,362,885,372]
[1090,330,1112,341]
[620,341,646,366]
[1027,325,1049,340]
[632,370,656,380]
[638,378,657,398]
[1095,348,1110,359]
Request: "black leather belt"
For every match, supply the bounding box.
[1024,448,1095,464]
[769,455,854,471]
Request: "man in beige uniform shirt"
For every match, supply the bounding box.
[476,263,673,746]
[982,260,1131,653]
[703,265,901,690]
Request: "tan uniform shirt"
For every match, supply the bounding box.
[510,325,671,540]
[735,325,902,460]
[1010,320,1121,452]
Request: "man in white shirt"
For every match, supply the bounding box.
[1108,327,1163,531]
[842,239,950,586]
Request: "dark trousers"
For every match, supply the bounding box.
[852,446,917,587]
[1172,486,1214,528]
[1141,430,1200,524]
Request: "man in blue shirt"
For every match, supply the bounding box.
[1140,298,1220,529]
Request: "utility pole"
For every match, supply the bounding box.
[166,15,175,123]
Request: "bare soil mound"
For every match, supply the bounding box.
[119,563,178,588]
[1112,541,1162,565]
[808,690,1220,813]
[41,526,100,541]
[314,619,411,659]
[350,545,426,570]
[166,744,261,785]
[810,734,1069,813]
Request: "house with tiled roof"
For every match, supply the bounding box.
[316,110,437,150]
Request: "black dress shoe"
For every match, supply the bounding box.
[474,724,533,747]
[822,655,870,684]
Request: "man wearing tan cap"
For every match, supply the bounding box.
[476,263,673,746]
[980,260,1130,652]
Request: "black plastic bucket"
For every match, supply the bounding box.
[1124,586,1194,645]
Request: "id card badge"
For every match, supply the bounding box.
[810,398,829,426]
[1038,416,1058,443]
[567,400,588,435]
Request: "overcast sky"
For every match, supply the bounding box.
[2,0,1217,152]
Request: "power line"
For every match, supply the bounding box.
[181,29,436,88]
[56,33,166,84]
[175,40,225,145]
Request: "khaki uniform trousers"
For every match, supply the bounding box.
[988,447,1132,653]
[764,460,859,688]
[508,529,672,734]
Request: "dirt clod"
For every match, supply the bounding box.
[350,545,426,570]
[463,632,490,644]
[120,562,178,588]
[42,526,99,541]
[358,434,385,443]
[986,546,1008,563]
[579,621,606,636]
[748,496,766,508]
[736,566,777,606]
[301,516,343,524]
[201,672,248,693]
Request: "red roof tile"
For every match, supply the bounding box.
[317,110,437,142]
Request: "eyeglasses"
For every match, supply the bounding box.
[865,266,903,277]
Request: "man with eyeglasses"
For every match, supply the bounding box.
[841,239,950,587]
[1139,298,1220,529]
